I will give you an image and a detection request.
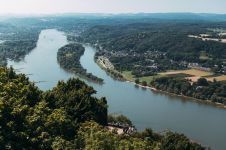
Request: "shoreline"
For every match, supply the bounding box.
[95,56,124,81]
[57,43,104,84]
[85,43,226,110]
[126,80,226,109]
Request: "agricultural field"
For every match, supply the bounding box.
[159,69,215,82]
[123,69,226,83]
[159,69,226,82]
[206,75,226,82]
[159,69,213,77]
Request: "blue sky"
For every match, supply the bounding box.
[0,0,226,14]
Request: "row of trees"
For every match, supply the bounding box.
[135,78,148,86]
[151,77,226,105]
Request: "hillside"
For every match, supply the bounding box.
[0,66,204,149]
[80,22,226,75]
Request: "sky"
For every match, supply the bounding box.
[0,0,226,15]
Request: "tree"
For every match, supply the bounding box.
[135,78,140,84]
[0,67,205,149]
[197,78,209,86]
[8,65,15,79]
[108,114,132,126]
[0,67,108,149]
[44,78,108,126]
[142,81,148,86]
[160,132,204,150]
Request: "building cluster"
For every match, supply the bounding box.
[188,63,211,72]
[108,123,137,135]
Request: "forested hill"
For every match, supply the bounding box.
[81,22,226,60]
[0,66,205,149]
[0,66,107,149]
[0,23,40,66]
[80,21,226,74]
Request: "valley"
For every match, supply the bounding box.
[1,14,226,149]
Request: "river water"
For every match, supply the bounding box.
[8,29,226,150]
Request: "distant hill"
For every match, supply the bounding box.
[105,13,226,22]
[1,13,226,22]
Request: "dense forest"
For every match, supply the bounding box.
[0,23,40,66]
[0,67,205,149]
[80,22,226,76]
[57,43,104,83]
[151,77,226,105]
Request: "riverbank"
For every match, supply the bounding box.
[8,32,226,150]
[92,46,226,109]
[127,79,226,109]
[95,55,124,80]
[152,86,226,109]
[57,43,104,83]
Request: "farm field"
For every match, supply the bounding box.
[206,75,226,82]
[159,69,213,77]
[123,69,226,83]
[159,69,226,82]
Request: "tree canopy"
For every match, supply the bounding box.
[0,67,205,149]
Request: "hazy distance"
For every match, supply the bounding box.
[0,0,226,15]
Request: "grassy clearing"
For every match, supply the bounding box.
[122,71,134,81]
[122,71,163,83]
[139,75,163,83]
[207,75,226,82]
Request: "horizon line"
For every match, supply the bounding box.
[1,12,226,17]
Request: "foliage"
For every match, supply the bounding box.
[142,81,148,86]
[160,132,205,150]
[44,78,108,125]
[80,22,226,76]
[0,67,107,149]
[0,25,40,66]
[78,121,157,150]
[135,78,140,84]
[108,114,132,126]
[78,121,204,150]
[0,67,205,149]
[57,43,104,83]
[151,76,226,105]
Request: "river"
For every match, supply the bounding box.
[8,29,226,150]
